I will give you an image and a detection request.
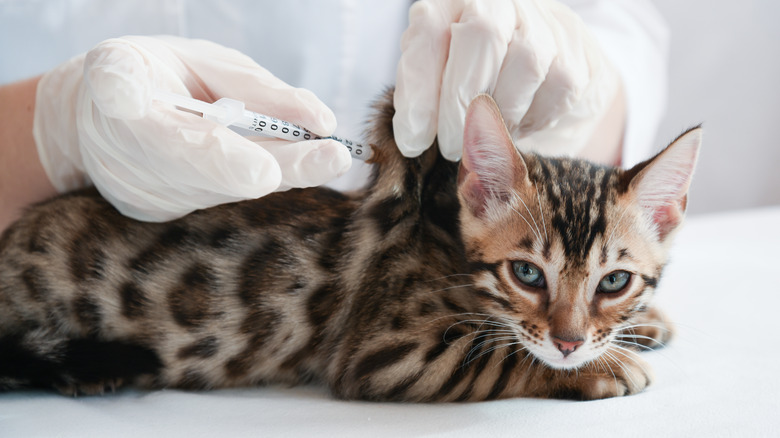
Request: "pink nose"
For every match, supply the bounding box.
[553,337,584,358]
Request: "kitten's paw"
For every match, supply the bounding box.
[619,306,674,351]
[55,378,124,397]
[549,353,653,400]
[586,354,653,399]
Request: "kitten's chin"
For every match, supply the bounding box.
[535,352,592,371]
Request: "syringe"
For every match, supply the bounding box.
[152,89,371,160]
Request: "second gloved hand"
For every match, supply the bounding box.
[34,35,352,222]
[393,0,620,161]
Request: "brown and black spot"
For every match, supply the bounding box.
[130,224,194,276]
[120,281,149,319]
[20,266,50,302]
[223,307,281,380]
[167,263,218,328]
[207,226,238,249]
[518,237,534,252]
[641,275,659,289]
[239,307,281,341]
[238,238,302,305]
[224,352,255,380]
[306,284,342,328]
[73,294,101,334]
[600,245,609,265]
[68,224,109,282]
[412,300,436,321]
[177,336,219,360]
[176,369,212,390]
[26,214,51,254]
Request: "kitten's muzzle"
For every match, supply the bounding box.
[553,336,585,358]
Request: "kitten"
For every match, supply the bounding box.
[0,90,700,401]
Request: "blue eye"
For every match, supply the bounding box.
[599,271,631,293]
[512,261,545,288]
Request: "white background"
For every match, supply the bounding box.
[653,0,780,214]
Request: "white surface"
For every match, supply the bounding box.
[1,207,779,437]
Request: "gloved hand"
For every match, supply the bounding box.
[33,35,352,222]
[393,0,620,161]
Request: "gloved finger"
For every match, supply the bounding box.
[79,93,284,199]
[492,1,556,134]
[437,0,517,161]
[133,105,285,197]
[393,0,463,158]
[254,138,353,191]
[157,36,338,136]
[83,38,187,120]
[515,4,590,136]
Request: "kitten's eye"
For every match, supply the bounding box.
[598,271,631,293]
[512,261,545,288]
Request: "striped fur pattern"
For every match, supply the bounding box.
[0,90,700,401]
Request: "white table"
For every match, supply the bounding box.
[2,207,779,437]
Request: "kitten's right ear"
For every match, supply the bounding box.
[627,126,702,241]
[458,94,528,219]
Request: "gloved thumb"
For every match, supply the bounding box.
[83,38,183,120]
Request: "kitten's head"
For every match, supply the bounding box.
[457,95,700,370]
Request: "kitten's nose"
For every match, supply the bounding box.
[553,337,584,358]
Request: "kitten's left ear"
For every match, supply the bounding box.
[627,126,702,240]
[458,94,528,219]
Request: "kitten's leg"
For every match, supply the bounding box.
[619,305,675,351]
[531,349,654,400]
[0,332,162,396]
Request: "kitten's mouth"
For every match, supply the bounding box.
[530,344,594,370]
[541,355,590,370]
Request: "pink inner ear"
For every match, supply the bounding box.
[631,127,701,240]
[458,95,524,217]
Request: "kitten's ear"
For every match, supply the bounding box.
[628,126,702,240]
[458,94,528,218]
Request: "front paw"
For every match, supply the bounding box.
[619,306,674,351]
[548,353,653,400]
[55,378,124,397]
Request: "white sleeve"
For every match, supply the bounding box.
[560,0,670,167]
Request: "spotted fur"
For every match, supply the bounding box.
[0,90,700,401]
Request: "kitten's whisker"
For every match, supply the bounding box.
[426,283,475,294]
[619,323,672,332]
[465,337,521,365]
[468,340,525,367]
[613,339,657,352]
[511,189,543,243]
[425,274,475,283]
[608,345,650,378]
[533,183,548,244]
[494,344,530,368]
[614,333,667,348]
[508,203,542,243]
[602,349,639,391]
[596,356,619,394]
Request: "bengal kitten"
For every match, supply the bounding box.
[0,91,701,401]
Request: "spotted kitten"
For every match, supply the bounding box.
[0,90,700,401]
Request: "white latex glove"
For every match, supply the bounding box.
[393,0,620,160]
[33,35,352,222]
